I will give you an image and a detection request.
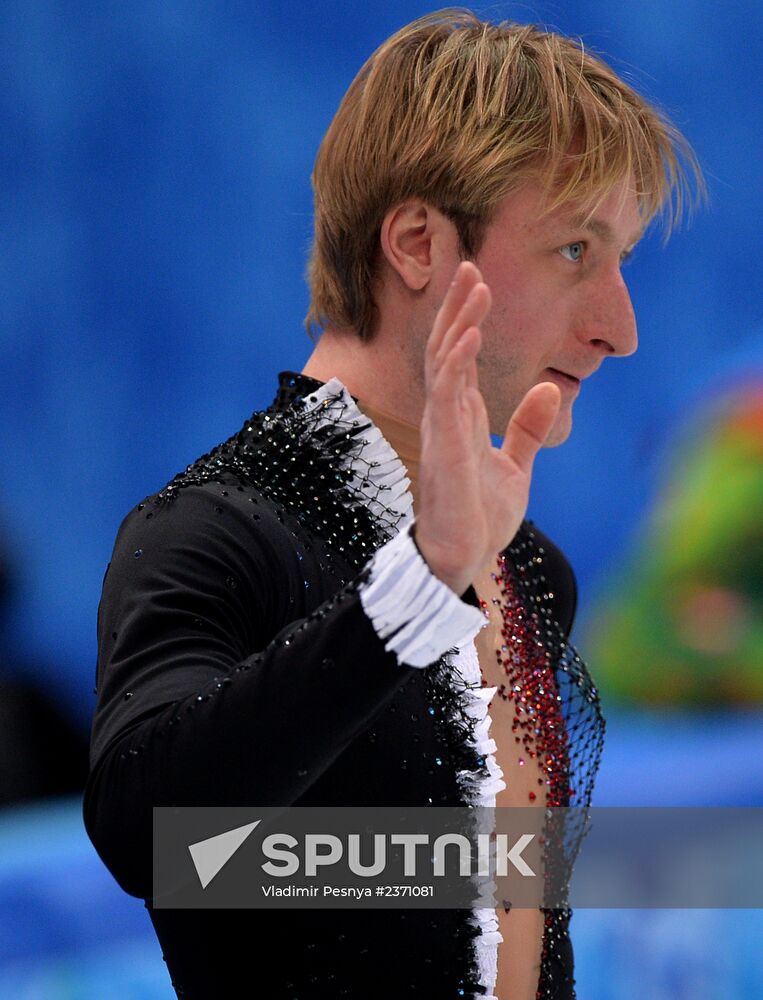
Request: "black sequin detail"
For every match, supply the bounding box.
[149,373,400,567]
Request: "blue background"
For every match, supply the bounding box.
[1,0,761,720]
[1,2,761,997]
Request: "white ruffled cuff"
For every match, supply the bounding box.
[359,520,486,668]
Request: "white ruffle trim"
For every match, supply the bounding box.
[451,640,506,998]
[472,904,503,1000]
[359,520,486,667]
[302,375,504,997]
[302,377,415,529]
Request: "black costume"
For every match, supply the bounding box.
[85,371,605,998]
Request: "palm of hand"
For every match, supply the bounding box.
[415,261,561,594]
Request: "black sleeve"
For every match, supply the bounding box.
[84,486,417,899]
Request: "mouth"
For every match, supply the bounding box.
[545,368,581,390]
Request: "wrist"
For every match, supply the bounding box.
[410,522,473,597]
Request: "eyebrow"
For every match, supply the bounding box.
[570,215,644,248]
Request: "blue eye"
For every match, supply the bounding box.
[559,242,584,262]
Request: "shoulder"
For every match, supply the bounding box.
[102,475,304,643]
[110,402,295,568]
[112,477,288,569]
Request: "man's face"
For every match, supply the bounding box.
[464,175,642,445]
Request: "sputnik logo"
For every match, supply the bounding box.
[188,820,261,889]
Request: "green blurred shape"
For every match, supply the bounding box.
[586,382,763,706]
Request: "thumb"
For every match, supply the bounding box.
[500,381,562,472]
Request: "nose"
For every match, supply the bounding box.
[582,267,638,358]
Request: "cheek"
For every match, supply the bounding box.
[485,279,530,332]
[483,260,549,320]
[484,284,553,359]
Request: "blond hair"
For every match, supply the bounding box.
[306,8,702,342]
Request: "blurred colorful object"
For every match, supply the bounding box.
[586,380,763,705]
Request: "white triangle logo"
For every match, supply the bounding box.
[188,820,261,889]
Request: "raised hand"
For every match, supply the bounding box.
[414,260,561,595]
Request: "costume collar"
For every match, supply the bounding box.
[273,370,353,410]
[275,371,415,531]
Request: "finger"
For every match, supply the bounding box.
[426,260,482,362]
[464,384,490,446]
[500,381,562,472]
[429,335,489,457]
[432,281,491,378]
[437,324,480,386]
[465,328,481,392]
[429,326,481,426]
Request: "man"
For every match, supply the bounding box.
[84,10,698,999]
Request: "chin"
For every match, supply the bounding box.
[543,416,572,448]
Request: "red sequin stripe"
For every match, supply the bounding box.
[494,551,571,809]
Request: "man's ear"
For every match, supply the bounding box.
[380,201,441,291]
